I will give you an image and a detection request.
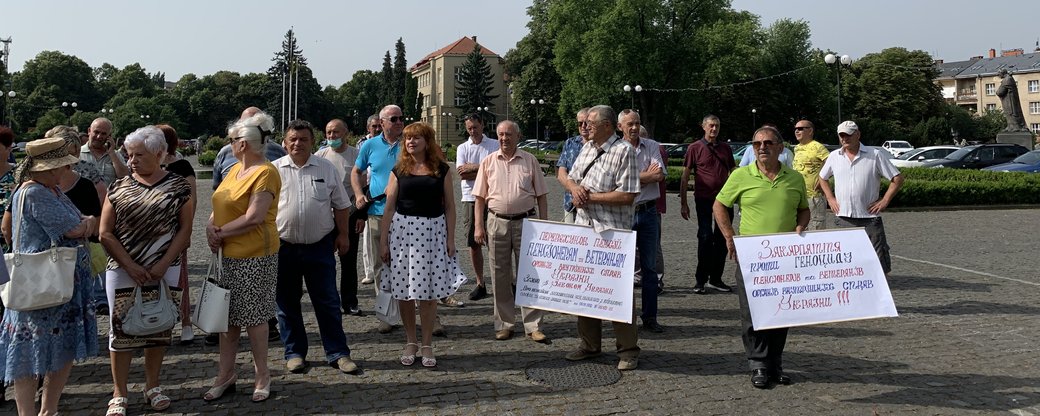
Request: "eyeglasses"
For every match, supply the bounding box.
[383,116,404,123]
[369,124,382,129]
[794,126,812,131]
[229,136,246,143]
[751,140,777,148]
[582,119,601,127]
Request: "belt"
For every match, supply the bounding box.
[634,200,656,211]
[490,209,536,220]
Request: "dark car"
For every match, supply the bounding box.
[982,150,1040,173]
[668,143,690,159]
[920,143,1029,169]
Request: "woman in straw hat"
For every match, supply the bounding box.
[0,136,100,416]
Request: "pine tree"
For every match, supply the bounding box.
[393,38,407,106]
[380,51,393,105]
[456,43,499,135]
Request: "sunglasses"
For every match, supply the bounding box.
[794,126,812,131]
[582,120,601,127]
[369,124,382,129]
[383,116,405,123]
[751,140,777,148]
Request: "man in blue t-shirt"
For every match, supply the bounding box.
[351,105,403,333]
[556,107,591,223]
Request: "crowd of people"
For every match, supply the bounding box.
[0,101,903,414]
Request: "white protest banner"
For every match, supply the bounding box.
[732,228,898,330]
[515,219,636,323]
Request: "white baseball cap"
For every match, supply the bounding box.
[837,121,859,135]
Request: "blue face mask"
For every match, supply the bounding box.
[327,138,343,149]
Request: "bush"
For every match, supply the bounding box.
[883,167,1040,207]
[204,136,226,152]
[198,150,217,166]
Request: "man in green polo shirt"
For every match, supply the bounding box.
[713,126,809,389]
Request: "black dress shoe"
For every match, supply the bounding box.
[751,369,770,389]
[642,320,665,333]
[770,369,792,385]
[468,284,488,301]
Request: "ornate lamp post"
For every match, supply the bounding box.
[623,84,642,109]
[824,53,852,122]
[530,99,544,141]
[62,101,78,124]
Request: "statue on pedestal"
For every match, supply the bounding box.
[995,69,1029,132]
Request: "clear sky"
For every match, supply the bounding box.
[3,0,1038,88]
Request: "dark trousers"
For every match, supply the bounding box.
[277,232,351,363]
[735,268,788,371]
[339,210,364,311]
[633,204,660,321]
[694,198,729,285]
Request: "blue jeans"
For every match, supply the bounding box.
[633,203,660,321]
[276,232,351,363]
[93,272,108,307]
[694,198,729,286]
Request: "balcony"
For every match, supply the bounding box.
[956,92,977,102]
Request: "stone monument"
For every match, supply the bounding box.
[995,69,1035,149]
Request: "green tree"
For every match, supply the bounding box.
[843,47,944,141]
[267,29,328,127]
[334,70,383,134]
[393,38,407,106]
[11,51,102,132]
[456,43,499,136]
[505,0,565,140]
[379,51,393,105]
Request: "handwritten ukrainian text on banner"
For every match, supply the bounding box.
[732,228,898,330]
[515,219,635,323]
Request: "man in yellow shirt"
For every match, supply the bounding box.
[791,120,830,230]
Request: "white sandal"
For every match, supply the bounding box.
[106,397,128,416]
[144,386,171,411]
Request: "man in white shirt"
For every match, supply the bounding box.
[455,114,499,302]
[316,119,364,316]
[274,120,358,375]
[818,121,904,276]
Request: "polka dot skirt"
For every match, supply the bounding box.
[380,213,468,300]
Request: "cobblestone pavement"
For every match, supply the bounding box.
[6,169,1039,415]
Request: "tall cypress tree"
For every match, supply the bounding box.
[456,43,499,135]
[379,51,393,105]
[393,38,407,106]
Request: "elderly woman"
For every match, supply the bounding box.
[98,126,193,415]
[380,122,466,368]
[204,111,281,402]
[157,124,197,343]
[0,136,99,416]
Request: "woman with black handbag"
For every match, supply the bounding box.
[99,126,193,416]
[0,136,99,416]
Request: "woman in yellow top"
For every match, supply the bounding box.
[204,112,281,403]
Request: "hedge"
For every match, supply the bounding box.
[198,150,217,166]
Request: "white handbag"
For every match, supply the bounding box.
[193,250,230,333]
[375,287,401,325]
[1,187,78,311]
[121,280,179,336]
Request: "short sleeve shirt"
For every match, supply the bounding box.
[212,162,281,258]
[792,140,830,197]
[629,138,665,204]
[715,164,808,236]
[316,145,360,199]
[818,146,901,219]
[354,134,400,216]
[79,145,126,184]
[107,173,192,268]
[684,139,734,200]
[455,136,499,202]
[471,149,548,215]
[569,134,640,232]
[274,155,351,244]
[557,135,585,211]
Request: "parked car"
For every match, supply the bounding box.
[881,140,915,157]
[982,150,1040,173]
[890,146,960,168]
[920,143,1029,169]
[668,143,690,159]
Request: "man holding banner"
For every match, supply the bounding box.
[565,105,642,371]
[713,126,809,388]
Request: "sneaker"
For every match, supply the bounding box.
[692,285,707,295]
[706,281,732,292]
[361,276,374,284]
[180,325,195,344]
[286,357,307,373]
[438,296,465,308]
[334,357,360,374]
[346,307,363,317]
[617,357,639,371]
[468,284,488,301]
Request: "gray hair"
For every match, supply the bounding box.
[617,108,640,124]
[366,114,381,126]
[753,126,783,142]
[701,114,720,126]
[639,126,649,138]
[588,105,617,129]
[228,110,275,154]
[576,107,590,118]
[124,125,168,155]
[379,105,403,118]
[496,120,521,136]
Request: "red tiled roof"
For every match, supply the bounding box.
[410,36,498,72]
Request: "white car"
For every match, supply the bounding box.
[890,146,960,168]
[881,140,914,157]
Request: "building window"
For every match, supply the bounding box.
[1032,123,1040,134]
[985,83,996,95]
[986,103,997,112]
[1029,80,1039,93]
[454,93,465,107]
[454,67,463,83]
[1030,102,1040,114]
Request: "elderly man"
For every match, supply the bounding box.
[565,105,641,371]
[79,118,128,185]
[352,105,405,334]
[557,108,591,223]
[791,120,831,230]
[357,114,380,285]
[714,126,810,389]
[618,110,666,333]
[456,114,499,302]
[316,119,364,316]
[818,121,903,276]
[472,120,548,343]
[679,115,735,294]
[273,120,359,375]
[212,107,287,190]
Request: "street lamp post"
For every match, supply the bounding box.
[441,111,453,144]
[530,99,544,141]
[824,53,852,122]
[0,90,14,126]
[623,84,643,110]
[751,108,757,129]
[62,101,78,124]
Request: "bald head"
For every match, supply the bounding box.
[88,118,114,151]
[241,106,262,120]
